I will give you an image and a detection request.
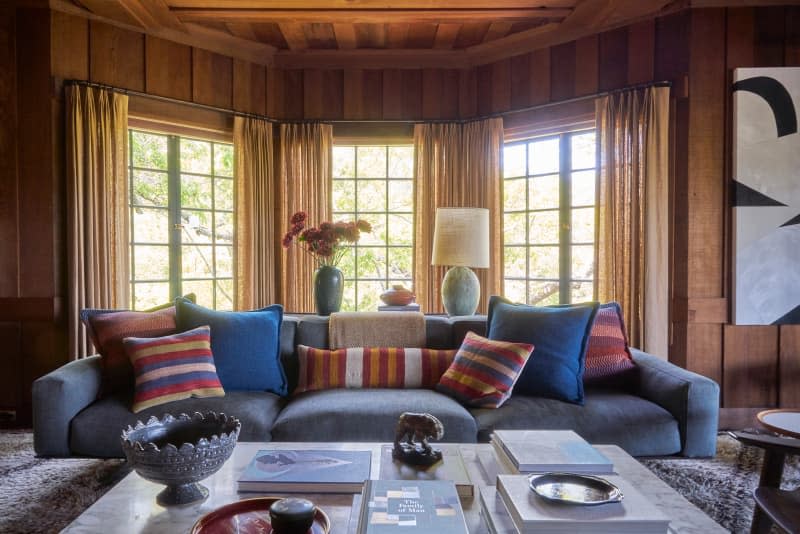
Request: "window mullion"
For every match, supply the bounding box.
[168,135,182,300]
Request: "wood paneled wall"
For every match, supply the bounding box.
[1,6,798,425]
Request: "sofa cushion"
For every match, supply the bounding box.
[271,389,477,443]
[585,302,637,387]
[329,312,426,349]
[176,298,286,395]
[470,389,681,456]
[124,325,225,413]
[70,390,285,458]
[294,346,456,394]
[486,296,599,404]
[436,332,532,408]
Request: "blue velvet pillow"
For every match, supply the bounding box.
[175,298,287,395]
[486,296,599,404]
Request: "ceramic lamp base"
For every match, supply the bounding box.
[441,266,480,316]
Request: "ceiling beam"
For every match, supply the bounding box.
[50,0,277,66]
[273,48,470,70]
[166,1,576,8]
[172,8,573,25]
[119,0,186,32]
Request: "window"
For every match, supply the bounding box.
[128,130,234,311]
[502,130,596,305]
[332,145,415,311]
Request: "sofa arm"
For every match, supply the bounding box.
[33,355,102,457]
[631,349,720,458]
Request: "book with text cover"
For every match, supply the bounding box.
[237,449,371,493]
[378,444,474,497]
[492,430,614,474]
[479,486,518,534]
[496,473,670,534]
[356,479,468,534]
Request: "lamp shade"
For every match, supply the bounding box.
[431,207,490,268]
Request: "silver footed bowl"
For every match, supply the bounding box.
[121,412,241,506]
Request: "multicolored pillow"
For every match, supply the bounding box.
[294,345,457,395]
[435,331,533,408]
[584,302,637,386]
[83,307,179,395]
[123,325,225,413]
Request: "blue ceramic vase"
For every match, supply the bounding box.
[314,265,343,316]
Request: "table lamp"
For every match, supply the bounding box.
[431,207,490,316]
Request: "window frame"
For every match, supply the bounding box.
[502,128,597,305]
[331,143,415,311]
[128,128,235,310]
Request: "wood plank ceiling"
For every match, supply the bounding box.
[62,0,716,67]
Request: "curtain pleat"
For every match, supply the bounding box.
[413,118,503,314]
[596,87,669,355]
[234,116,277,310]
[67,86,129,358]
[278,123,333,313]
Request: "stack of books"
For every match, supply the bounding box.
[237,449,371,493]
[486,473,670,534]
[356,479,468,534]
[378,444,474,498]
[487,430,614,475]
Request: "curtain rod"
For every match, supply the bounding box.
[64,79,672,125]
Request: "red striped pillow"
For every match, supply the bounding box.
[294,345,457,395]
[123,325,225,413]
[435,331,533,408]
[584,302,637,386]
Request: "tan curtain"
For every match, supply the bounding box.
[234,116,277,310]
[278,123,333,312]
[596,86,669,356]
[413,118,504,315]
[66,86,129,358]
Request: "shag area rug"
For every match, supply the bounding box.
[0,430,129,534]
[642,433,800,534]
[0,430,798,533]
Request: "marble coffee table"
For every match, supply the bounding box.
[63,441,725,533]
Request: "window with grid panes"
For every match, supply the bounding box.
[502,130,596,305]
[128,130,234,310]
[332,145,415,311]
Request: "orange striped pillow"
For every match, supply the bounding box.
[294,345,457,395]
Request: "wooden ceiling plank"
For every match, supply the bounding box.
[225,22,259,41]
[483,21,513,43]
[273,49,468,70]
[305,22,338,49]
[72,0,144,27]
[279,22,309,50]
[386,23,410,49]
[120,0,185,32]
[333,23,357,50]
[433,23,461,50]
[165,1,578,8]
[171,8,574,25]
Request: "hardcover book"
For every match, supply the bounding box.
[237,449,372,493]
[491,430,614,474]
[357,479,468,534]
[496,473,670,534]
[478,486,519,534]
[378,444,474,497]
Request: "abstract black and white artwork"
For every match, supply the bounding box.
[733,67,800,325]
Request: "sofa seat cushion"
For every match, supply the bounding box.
[70,390,285,458]
[271,389,477,443]
[470,389,681,457]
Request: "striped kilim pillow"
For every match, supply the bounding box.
[123,325,225,413]
[435,331,533,408]
[584,302,637,386]
[294,345,457,395]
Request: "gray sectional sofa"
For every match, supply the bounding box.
[33,315,720,459]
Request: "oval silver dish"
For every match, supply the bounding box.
[528,473,624,506]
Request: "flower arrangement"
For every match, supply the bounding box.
[282,211,372,267]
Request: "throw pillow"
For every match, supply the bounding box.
[294,345,457,395]
[486,295,599,404]
[584,302,637,386]
[175,298,286,395]
[84,307,179,394]
[435,331,533,408]
[124,325,225,413]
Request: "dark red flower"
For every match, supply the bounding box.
[281,232,293,248]
[291,222,305,236]
[290,211,307,225]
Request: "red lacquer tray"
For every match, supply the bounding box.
[191,497,331,534]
